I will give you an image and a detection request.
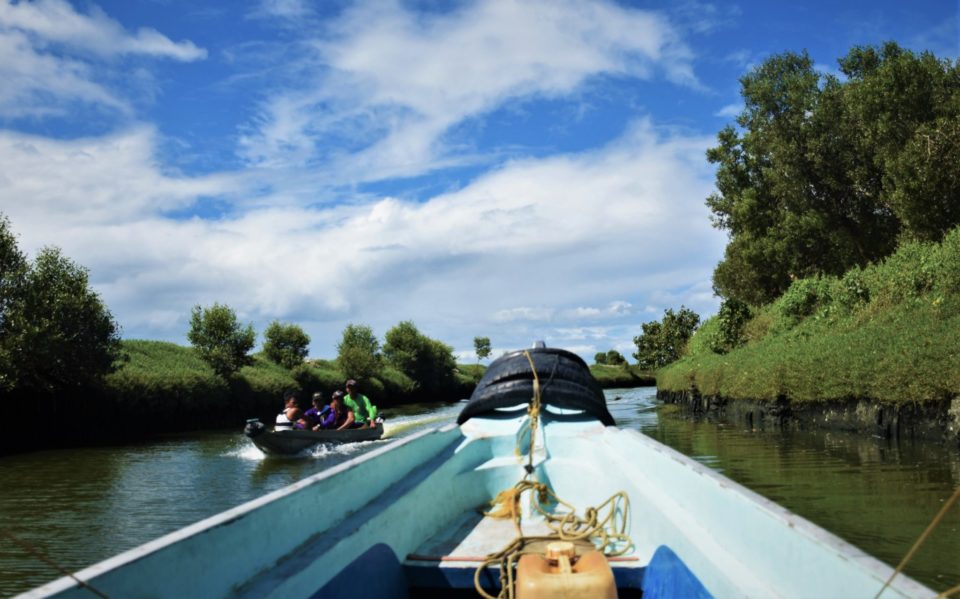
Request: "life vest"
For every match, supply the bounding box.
[275,412,294,431]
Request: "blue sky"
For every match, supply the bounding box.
[0,0,956,362]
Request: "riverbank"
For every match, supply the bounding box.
[657,228,960,446]
[657,389,960,445]
[0,341,651,454]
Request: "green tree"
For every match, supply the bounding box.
[0,215,27,390]
[633,306,700,370]
[188,303,255,378]
[594,352,608,365]
[706,43,959,304]
[0,220,121,393]
[474,336,491,363]
[605,350,627,366]
[336,323,382,381]
[262,321,311,369]
[707,298,752,354]
[384,321,456,395]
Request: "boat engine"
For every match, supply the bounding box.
[244,418,266,438]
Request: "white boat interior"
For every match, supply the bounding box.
[19,405,935,599]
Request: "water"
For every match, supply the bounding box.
[1,391,957,595]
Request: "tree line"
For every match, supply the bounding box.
[635,42,960,369]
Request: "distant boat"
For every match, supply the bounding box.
[244,419,384,455]
[20,346,934,598]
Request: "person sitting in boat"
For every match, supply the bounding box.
[303,392,330,428]
[275,390,310,431]
[313,390,350,430]
[338,379,379,430]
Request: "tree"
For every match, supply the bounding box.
[384,321,456,394]
[706,43,960,304]
[188,303,255,378]
[474,336,491,363]
[262,321,311,369]
[0,243,122,393]
[336,323,381,381]
[594,352,608,365]
[605,350,627,366]
[0,215,27,390]
[633,306,700,370]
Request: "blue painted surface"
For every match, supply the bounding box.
[311,543,407,599]
[642,545,712,599]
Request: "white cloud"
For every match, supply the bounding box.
[238,0,698,181]
[0,115,723,359]
[714,103,741,119]
[492,307,557,323]
[0,0,205,119]
[250,0,312,21]
[0,0,206,60]
[0,29,128,117]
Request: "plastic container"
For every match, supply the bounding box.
[516,541,617,598]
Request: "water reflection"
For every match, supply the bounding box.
[620,387,960,591]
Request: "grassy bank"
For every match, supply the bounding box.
[589,364,656,388]
[659,228,960,404]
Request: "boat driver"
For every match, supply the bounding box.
[338,379,379,429]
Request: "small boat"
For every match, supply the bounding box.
[244,419,385,455]
[20,346,935,598]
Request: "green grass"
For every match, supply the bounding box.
[589,364,656,388]
[659,227,960,404]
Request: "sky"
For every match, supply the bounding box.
[0,0,956,362]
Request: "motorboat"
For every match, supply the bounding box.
[244,419,384,455]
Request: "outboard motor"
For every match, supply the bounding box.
[244,418,266,438]
[457,344,615,426]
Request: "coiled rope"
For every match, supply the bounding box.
[473,351,632,599]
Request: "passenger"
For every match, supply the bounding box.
[338,379,379,430]
[275,390,309,431]
[314,391,349,431]
[303,392,330,428]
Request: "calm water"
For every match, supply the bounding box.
[1,390,957,595]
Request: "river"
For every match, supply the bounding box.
[1,388,957,596]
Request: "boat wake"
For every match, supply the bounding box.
[226,440,269,461]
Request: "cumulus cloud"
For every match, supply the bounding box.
[0,0,206,60]
[0,0,205,118]
[238,0,698,181]
[0,114,723,357]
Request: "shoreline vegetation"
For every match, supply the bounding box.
[0,337,655,454]
[657,226,960,445]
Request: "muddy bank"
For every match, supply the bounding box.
[657,389,960,447]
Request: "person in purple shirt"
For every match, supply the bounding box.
[304,392,329,428]
[313,391,350,430]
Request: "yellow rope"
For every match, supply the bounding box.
[875,485,960,599]
[474,351,632,599]
[938,583,960,599]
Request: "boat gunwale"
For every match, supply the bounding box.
[18,423,459,599]
[607,427,935,598]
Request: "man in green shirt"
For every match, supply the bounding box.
[339,379,378,429]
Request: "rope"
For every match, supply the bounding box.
[938,583,960,599]
[1,528,110,599]
[474,351,632,599]
[874,485,960,599]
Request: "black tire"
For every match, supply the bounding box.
[459,348,614,426]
